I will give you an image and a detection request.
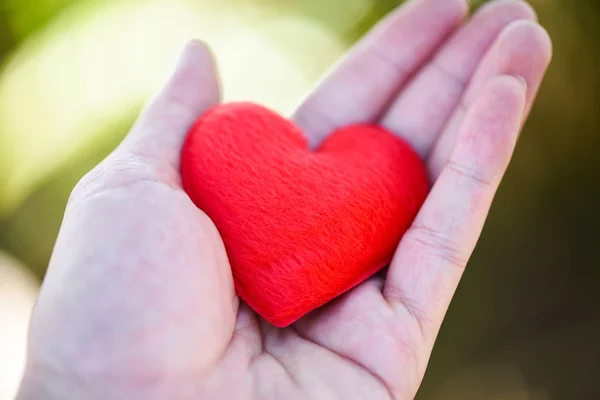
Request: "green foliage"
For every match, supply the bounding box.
[2,0,80,40]
[0,110,137,277]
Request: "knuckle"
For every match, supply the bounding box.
[406,224,468,270]
[385,286,433,338]
[446,160,495,189]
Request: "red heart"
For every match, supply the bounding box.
[181,103,428,327]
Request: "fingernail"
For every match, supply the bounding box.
[177,40,196,62]
[185,39,208,52]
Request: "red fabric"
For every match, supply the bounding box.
[181,102,429,327]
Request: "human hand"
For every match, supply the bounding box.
[17,0,551,399]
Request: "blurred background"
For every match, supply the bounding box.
[0,0,598,398]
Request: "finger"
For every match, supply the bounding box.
[294,280,419,399]
[292,0,468,146]
[119,40,221,170]
[428,20,552,179]
[383,75,527,340]
[381,0,537,156]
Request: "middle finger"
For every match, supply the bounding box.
[380,0,537,157]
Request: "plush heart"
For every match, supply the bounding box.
[181,102,428,327]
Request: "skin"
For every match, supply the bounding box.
[16,0,552,399]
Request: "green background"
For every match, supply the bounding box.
[0,0,598,398]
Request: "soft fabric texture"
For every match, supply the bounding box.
[181,102,429,327]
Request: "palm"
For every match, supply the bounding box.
[19,1,551,399]
[71,177,423,399]
[223,294,414,400]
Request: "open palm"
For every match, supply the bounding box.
[18,0,551,399]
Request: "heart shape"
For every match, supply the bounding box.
[181,103,428,327]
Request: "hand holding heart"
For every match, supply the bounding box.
[19,1,551,399]
[181,103,429,326]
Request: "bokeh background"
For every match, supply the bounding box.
[0,0,598,398]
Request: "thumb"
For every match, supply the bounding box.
[119,40,221,171]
